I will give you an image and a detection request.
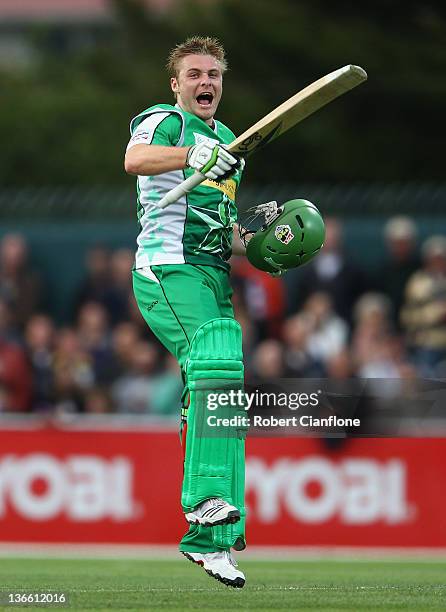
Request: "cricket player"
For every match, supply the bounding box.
[125,36,248,588]
[124,36,326,589]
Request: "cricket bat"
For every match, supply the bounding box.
[157,64,367,208]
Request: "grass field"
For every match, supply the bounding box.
[0,557,445,611]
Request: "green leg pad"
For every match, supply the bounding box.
[182,318,245,526]
[212,434,246,550]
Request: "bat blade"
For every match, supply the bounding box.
[229,65,367,157]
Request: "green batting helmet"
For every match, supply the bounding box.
[243,199,325,273]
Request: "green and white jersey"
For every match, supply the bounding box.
[127,103,243,272]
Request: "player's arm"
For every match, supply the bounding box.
[125,142,241,179]
[125,144,189,176]
[125,113,241,178]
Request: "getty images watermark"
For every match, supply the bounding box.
[205,388,361,431]
[202,378,446,437]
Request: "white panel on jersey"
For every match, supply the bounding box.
[134,266,160,283]
[126,113,170,151]
[135,169,187,268]
[129,109,188,268]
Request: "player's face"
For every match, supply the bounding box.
[171,54,223,125]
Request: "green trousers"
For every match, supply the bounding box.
[132,264,244,553]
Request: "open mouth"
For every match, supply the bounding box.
[196,92,214,107]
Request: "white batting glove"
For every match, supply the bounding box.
[187,142,241,181]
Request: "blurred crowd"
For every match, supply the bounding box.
[1,215,446,415]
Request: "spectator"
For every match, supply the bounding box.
[293,217,369,324]
[112,340,159,413]
[0,336,32,411]
[76,301,113,384]
[378,216,420,327]
[149,354,183,416]
[232,296,257,366]
[282,314,324,377]
[110,321,141,379]
[251,339,285,380]
[52,366,85,414]
[102,249,134,325]
[231,256,286,340]
[84,386,114,414]
[351,292,414,382]
[301,292,348,366]
[349,294,416,429]
[0,233,43,329]
[0,297,21,343]
[54,327,94,392]
[24,314,55,411]
[52,327,94,413]
[0,385,8,411]
[325,349,354,379]
[351,292,395,375]
[401,236,446,375]
[74,244,111,315]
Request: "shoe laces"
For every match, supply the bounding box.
[206,497,225,508]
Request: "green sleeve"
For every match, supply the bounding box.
[150,113,183,146]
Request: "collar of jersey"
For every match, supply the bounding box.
[175,103,216,132]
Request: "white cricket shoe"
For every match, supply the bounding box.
[185,497,240,527]
[182,550,245,588]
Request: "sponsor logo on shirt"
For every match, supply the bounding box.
[202,178,237,201]
[130,131,152,144]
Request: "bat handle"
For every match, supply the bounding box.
[157,172,205,208]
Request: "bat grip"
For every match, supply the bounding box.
[157,172,205,208]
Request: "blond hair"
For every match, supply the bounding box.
[166,36,228,77]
